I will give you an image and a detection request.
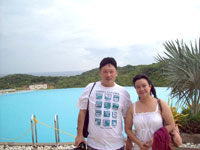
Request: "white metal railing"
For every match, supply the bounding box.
[54,114,60,145]
[31,114,38,145]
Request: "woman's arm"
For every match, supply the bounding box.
[159,100,175,133]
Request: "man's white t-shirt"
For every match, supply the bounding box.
[77,81,131,150]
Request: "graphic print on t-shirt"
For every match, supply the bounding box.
[104,102,111,109]
[95,91,120,128]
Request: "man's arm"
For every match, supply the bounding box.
[75,109,87,147]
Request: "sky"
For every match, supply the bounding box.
[0,0,200,75]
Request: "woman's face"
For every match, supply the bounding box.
[134,78,152,99]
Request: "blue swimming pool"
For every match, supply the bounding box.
[0,87,172,143]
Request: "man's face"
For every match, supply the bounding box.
[99,64,118,87]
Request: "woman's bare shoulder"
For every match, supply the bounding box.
[159,99,168,105]
[158,99,171,111]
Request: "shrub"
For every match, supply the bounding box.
[168,98,188,126]
[179,107,200,133]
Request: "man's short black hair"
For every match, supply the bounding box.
[99,57,117,70]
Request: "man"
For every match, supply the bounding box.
[75,57,132,150]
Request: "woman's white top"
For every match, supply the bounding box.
[132,102,163,150]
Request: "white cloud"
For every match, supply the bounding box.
[0,0,199,74]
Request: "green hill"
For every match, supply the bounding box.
[0,62,168,90]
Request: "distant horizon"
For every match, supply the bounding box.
[0,70,85,77]
[0,62,157,77]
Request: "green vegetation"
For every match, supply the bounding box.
[155,38,200,134]
[180,107,200,133]
[156,39,200,115]
[0,62,168,90]
[168,98,188,127]
[169,98,200,133]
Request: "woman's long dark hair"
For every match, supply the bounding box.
[132,74,157,98]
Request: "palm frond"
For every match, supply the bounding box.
[156,39,200,115]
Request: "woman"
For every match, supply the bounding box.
[125,74,175,150]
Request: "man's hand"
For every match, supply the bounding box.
[75,135,86,147]
[126,137,133,150]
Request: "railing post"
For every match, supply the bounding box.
[35,117,38,144]
[54,114,58,145]
[54,114,60,146]
[31,114,38,146]
[31,115,34,145]
[57,115,60,143]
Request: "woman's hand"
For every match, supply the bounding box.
[144,137,153,148]
[138,142,151,150]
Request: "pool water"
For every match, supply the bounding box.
[0,87,172,143]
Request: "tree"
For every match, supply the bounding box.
[156,39,200,115]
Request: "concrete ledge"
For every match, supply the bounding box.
[177,148,200,150]
[0,142,74,146]
[181,133,200,144]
